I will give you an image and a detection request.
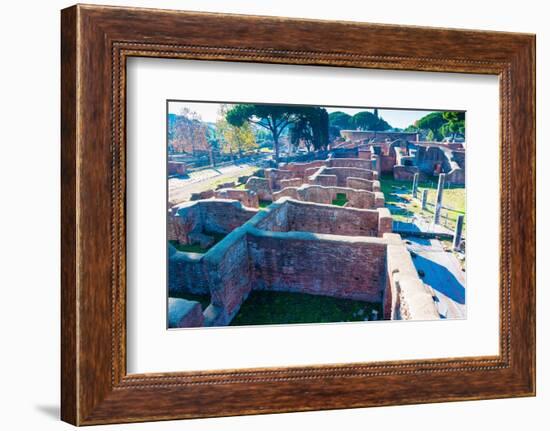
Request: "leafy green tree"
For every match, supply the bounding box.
[289,108,329,152]
[352,111,391,131]
[226,104,328,161]
[407,111,465,141]
[328,111,353,130]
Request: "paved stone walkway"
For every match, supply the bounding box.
[405,237,466,319]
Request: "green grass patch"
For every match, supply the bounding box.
[379,174,466,232]
[332,193,348,207]
[230,290,382,326]
[259,200,272,209]
[234,183,246,190]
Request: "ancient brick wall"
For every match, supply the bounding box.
[321,167,378,186]
[245,176,272,201]
[200,200,258,234]
[203,230,254,326]
[327,158,374,170]
[253,202,290,232]
[248,231,387,302]
[167,203,202,244]
[383,233,439,320]
[393,165,424,181]
[168,298,204,328]
[284,200,381,237]
[169,200,257,244]
[214,188,259,208]
[280,160,326,179]
[167,244,210,295]
[265,168,296,190]
[346,177,380,192]
[168,161,187,175]
[279,178,304,189]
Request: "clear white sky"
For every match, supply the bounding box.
[168,101,435,129]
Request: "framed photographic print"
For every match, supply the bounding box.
[61,4,536,425]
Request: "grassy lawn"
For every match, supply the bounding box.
[230,291,382,326]
[379,174,466,232]
[168,290,383,326]
[332,192,348,207]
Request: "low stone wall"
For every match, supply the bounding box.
[393,165,425,181]
[245,176,272,201]
[279,177,304,189]
[168,199,257,244]
[248,230,388,302]
[265,168,296,190]
[272,184,384,210]
[383,233,439,320]
[168,245,209,295]
[279,160,326,179]
[346,177,381,192]
[327,158,374,170]
[189,189,215,201]
[168,161,187,176]
[320,167,378,186]
[203,228,254,326]
[214,188,259,208]
[283,200,382,237]
[168,298,204,328]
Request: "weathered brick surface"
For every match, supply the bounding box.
[214,188,259,208]
[245,176,272,201]
[203,230,253,326]
[327,158,374,170]
[168,245,209,295]
[346,177,379,192]
[265,168,296,190]
[383,233,439,320]
[322,167,378,185]
[282,200,381,237]
[168,161,187,175]
[168,298,204,328]
[168,200,257,244]
[280,160,325,179]
[279,177,304,189]
[190,189,215,201]
[248,232,387,302]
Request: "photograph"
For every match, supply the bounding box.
[166,101,467,328]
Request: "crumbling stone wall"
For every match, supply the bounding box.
[280,160,325,180]
[248,231,388,302]
[168,298,204,328]
[320,167,378,186]
[168,161,187,176]
[168,200,257,244]
[383,233,439,320]
[265,168,296,190]
[346,177,381,192]
[202,229,253,326]
[245,176,272,201]
[279,178,304,189]
[327,158,374,171]
[282,200,382,237]
[272,184,385,210]
[214,188,259,208]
